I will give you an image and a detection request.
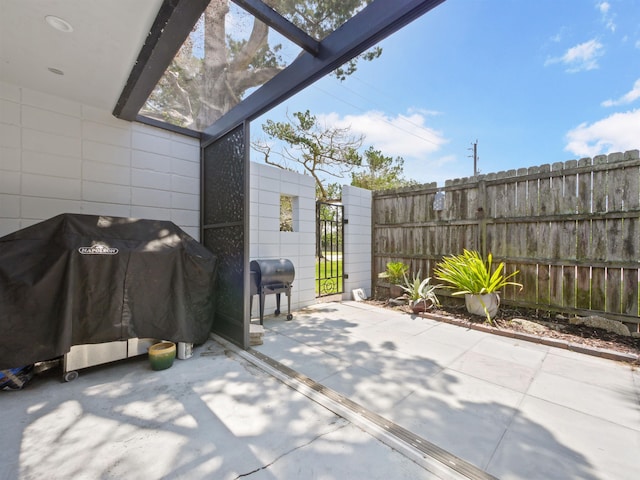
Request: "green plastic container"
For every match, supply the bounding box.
[148,342,176,371]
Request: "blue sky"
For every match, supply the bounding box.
[251,0,640,186]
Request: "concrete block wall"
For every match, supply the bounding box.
[249,162,317,316]
[342,185,372,299]
[0,81,200,239]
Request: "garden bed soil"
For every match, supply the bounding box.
[365,298,640,364]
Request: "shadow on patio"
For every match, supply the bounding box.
[253,300,639,480]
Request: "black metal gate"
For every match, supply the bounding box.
[316,201,345,297]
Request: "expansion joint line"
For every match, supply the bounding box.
[235,422,348,478]
[211,333,497,480]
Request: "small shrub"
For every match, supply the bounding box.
[434,249,522,295]
[378,261,409,285]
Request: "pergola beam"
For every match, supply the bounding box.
[232,0,320,55]
[113,0,210,122]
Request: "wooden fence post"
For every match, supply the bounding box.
[477,177,487,258]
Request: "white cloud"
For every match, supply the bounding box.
[596,1,616,32]
[550,32,563,43]
[407,107,442,117]
[545,39,604,72]
[602,78,640,107]
[315,110,453,184]
[564,109,640,157]
[317,110,448,159]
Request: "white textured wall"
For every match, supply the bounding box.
[0,81,200,239]
[342,185,372,299]
[249,162,316,316]
[0,80,374,318]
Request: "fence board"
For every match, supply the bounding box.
[577,160,592,214]
[550,265,563,307]
[606,267,622,314]
[485,183,497,218]
[563,160,578,214]
[591,267,606,311]
[518,262,538,305]
[538,222,551,259]
[576,219,590,260]
[622,217,639,262]
[591,219,607,261]
[507,222,526,258]
[592,155,608,213]
[551,162,564,214]
[563,265,576,308]
[498,180,513,218]
[463,186,475,220]
[515,172,528,216]
[606,218,623,261]
[626,163,639,210]
[561,220,577,260]
[538,165,552,215]
[608,163,626,212]
[576,266,591,309]
[491,223,507,257]
[527,167,540,216]
[622,268,639,317]
[538,264,550,305]
[526,222,538,257]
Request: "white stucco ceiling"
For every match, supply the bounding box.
[0,0,163,111]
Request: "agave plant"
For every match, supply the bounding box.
[400,270,440,309]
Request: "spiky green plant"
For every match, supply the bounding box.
[434,250,522,296]
[399,270,440,307]
[377,261,409,285]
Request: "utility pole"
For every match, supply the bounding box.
[468,140,479,177]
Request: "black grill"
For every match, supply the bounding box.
[250,259,295,324]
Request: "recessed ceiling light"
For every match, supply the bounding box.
[48,67,65,76]
[45,15,73,33]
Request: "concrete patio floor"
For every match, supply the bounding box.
[1,341,442,480]
[1,300,638,479]
[254,301,640,480]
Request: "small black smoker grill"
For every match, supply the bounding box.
[250,259,295,325]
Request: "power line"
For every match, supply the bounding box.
[310,82,443,147]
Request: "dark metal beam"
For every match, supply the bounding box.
[203,0,446,143]
[232,0,320,55]
[113,0,210,121]
[135,115,201,139]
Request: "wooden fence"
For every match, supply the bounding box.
[372,150,640,328]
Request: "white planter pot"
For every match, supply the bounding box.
[465,293,500,319]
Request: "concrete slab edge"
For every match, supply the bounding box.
[210,334,496,480]
[420,312,639,364]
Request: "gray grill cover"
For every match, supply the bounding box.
[0,214,217,369]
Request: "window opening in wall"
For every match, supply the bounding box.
[280,195,295,232]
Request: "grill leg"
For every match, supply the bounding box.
[259,290,265,325]
[275,294,281,316]
[286,288,292,321]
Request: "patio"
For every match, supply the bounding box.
[254,301,639,479]
[0,329,434,480]
[2,301,638,479]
